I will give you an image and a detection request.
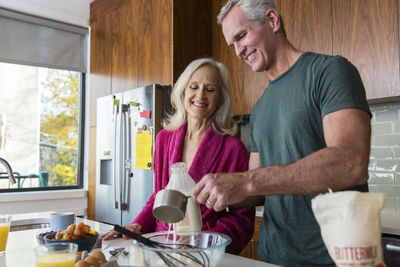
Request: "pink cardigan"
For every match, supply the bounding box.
[133,123,255,254]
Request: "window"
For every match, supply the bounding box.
[0,8,87,191]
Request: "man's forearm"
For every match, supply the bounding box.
[246,146,369,196]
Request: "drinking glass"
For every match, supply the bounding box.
[0,215,11,255]
[35,243,77,267]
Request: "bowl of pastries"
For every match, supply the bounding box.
[44,222,99,252]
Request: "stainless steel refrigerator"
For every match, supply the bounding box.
[95,84,171,225]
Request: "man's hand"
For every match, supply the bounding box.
[191,172,250,211]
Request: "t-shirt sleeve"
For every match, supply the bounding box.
[316,56,371,118]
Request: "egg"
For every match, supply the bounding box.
[90,250,106,263]
[74,260,90,267]
[84,255,100,267]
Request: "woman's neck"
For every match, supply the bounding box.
[186,119,209,141]
[182,119,210,169]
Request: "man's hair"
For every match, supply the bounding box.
[217,0,286,36]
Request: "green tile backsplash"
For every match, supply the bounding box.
[369,103,400,211]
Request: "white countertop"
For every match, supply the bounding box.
[1,215,278,267]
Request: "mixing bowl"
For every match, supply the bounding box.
[134,231,231,267]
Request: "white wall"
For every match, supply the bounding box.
[0,0,92,216]
[0,0,93,27]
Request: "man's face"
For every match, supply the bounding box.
[222,6,274,72]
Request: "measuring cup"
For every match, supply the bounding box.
[152,189,188,223]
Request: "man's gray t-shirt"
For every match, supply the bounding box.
[250,52,371,267]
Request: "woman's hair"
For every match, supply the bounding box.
[163,58,237,136]
[217,0,286,36]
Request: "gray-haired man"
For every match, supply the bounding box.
[192,1,371,266]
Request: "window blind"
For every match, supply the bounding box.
[0,8,88,72]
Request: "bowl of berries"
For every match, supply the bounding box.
[36,230,56,246]
[44,222,99,252]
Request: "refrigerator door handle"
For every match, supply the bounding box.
[112,100,120,210]
[117,104,126,211]
[121,104,131,210]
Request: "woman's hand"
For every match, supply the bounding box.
[101,223,142,240]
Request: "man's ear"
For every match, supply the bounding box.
[265,9,281,33]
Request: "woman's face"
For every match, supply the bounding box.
[184,65,221,122]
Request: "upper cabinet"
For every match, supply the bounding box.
[332,0,400,100]
[276,0,332,55]
[282,0,400,102]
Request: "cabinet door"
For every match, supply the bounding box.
[173,0,212,82]
[332,0,400,99]
[276,0,332,54]
[111,0,173,93]
[238,216,263,260]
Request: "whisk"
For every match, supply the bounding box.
[114,225,210,267]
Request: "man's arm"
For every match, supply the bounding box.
[192,108,371,211]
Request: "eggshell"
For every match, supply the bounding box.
[75,260,90,267]
[84,255,100,267]
[90,250,106,263]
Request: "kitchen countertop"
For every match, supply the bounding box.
[1,215,278,267]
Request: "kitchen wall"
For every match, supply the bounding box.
[0,0,93,27]
[369,103,400,212]
[0,0,91,216]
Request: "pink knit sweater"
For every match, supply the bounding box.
[133,123,255,254]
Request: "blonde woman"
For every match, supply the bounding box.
[103,58,254,254]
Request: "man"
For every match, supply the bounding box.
[192,0,371,266]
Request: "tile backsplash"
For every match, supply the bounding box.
[369,102,400,211]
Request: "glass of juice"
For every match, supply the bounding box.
[0,215,11,255]
[35,243,77,267]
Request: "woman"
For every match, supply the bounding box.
[102,58,254,254]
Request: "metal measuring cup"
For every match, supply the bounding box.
[153,189,188,223]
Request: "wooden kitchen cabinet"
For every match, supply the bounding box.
[332,0,400,100]
[276,0,332,55]
[239,216,263,260]
[89,9,112,128]
[110,0,173,93]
